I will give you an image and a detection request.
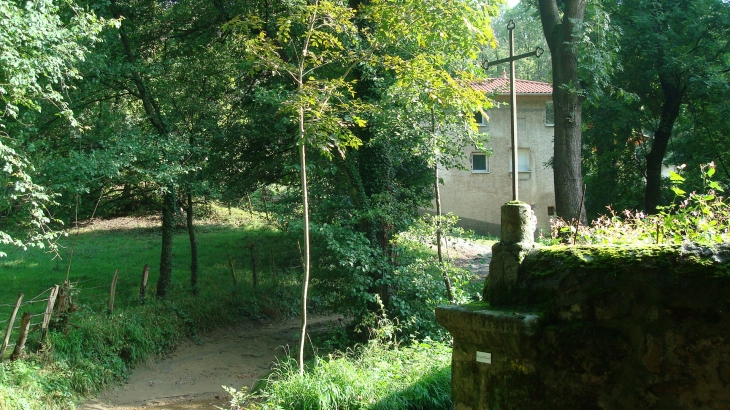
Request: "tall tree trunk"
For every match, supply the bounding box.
[157,190,175,298]
[434,165,454,302]
[539,0,587,224]
[297,107,310,376]
[186,191,199,294]
[645,77,682,214]
[113,4,176,298]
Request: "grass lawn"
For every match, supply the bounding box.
[0,211,302,326]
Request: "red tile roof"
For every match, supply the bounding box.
[471,71,553,95]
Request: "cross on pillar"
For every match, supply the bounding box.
[484,20,543,202]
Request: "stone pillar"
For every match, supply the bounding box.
[484,202,536,305]
[435,202,541,410]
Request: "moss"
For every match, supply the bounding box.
[521,244,715,278]
[462,301,491,310]
[494,243,730,310]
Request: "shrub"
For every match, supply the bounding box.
[549,163,730,245]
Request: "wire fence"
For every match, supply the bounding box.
[0,266,151,362]
[0,240,305,362]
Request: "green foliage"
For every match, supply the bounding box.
[582,0,730,214]
[550,164,730,246]
[0,144,60,257]
[309,213,477,341]
[0,301,185,409]
[233,0,368,157]
[0,0,110,119]
[224,314,452,410]
[0,0,113,256]
[480,1,551,83]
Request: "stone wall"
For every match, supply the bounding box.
[437,243,730,410]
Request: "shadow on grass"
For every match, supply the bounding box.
[370,364,452,410]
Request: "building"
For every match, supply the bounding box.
[437,73,556,237]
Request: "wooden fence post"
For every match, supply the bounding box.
[0,293,23,361]
[250,244,258,288]
[270,248,276,279]
[10,312,31,361]
[40,285,59,343]
[108,269,119,315]
[140,264,150,305]
[261,187,270,221]
[54,280,74,335]
[247,193,253,215]
[229,256,237,285]
[55,282,66,316]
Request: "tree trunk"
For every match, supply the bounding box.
[113,6,177,298]
[298,106,310,376]
[645,77,682,214]
[431,109,453,303]
[157,190,175,298]
[539,0,587,224]
[434,164,454,303]
[186,191,199,294]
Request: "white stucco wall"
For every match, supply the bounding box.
[436,95,556,237]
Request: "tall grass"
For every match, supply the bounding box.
[225,340,452,410]
[223,311,453,410]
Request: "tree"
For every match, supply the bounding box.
[613,0,730,213]
[582,0,730,215]
[234,0,366,375]
[481,1,551,83]
[232,0,497,370]
[538,0,587,223]
[0,0,109,256]
[360,0,497,303]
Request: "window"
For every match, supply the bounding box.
[545,102,554,126]
[474,110,490,130]
[517,118,526,132]
[509,148,531,172]
[471,152,489,173]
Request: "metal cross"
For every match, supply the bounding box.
[484,20,543,201]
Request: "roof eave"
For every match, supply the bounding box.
[492,92,553,96]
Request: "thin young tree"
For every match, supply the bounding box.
[233,0,366,374]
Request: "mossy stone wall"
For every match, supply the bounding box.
[437,243,730,410]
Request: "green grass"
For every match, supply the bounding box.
[0,210,302,326]
[229,339,452,410]
[0,207,306,409]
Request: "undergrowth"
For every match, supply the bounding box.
[223,313,452,410]
[1,202,472,409]
[548,163,730,245]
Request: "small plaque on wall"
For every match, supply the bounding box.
[476,351,492,364]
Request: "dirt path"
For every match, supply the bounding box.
[79,237,492,410]
[81,316,341,410]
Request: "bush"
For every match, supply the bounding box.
[548,163,730,245]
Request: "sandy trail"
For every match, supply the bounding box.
[79,236,492,410]
[81,315,340,410]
